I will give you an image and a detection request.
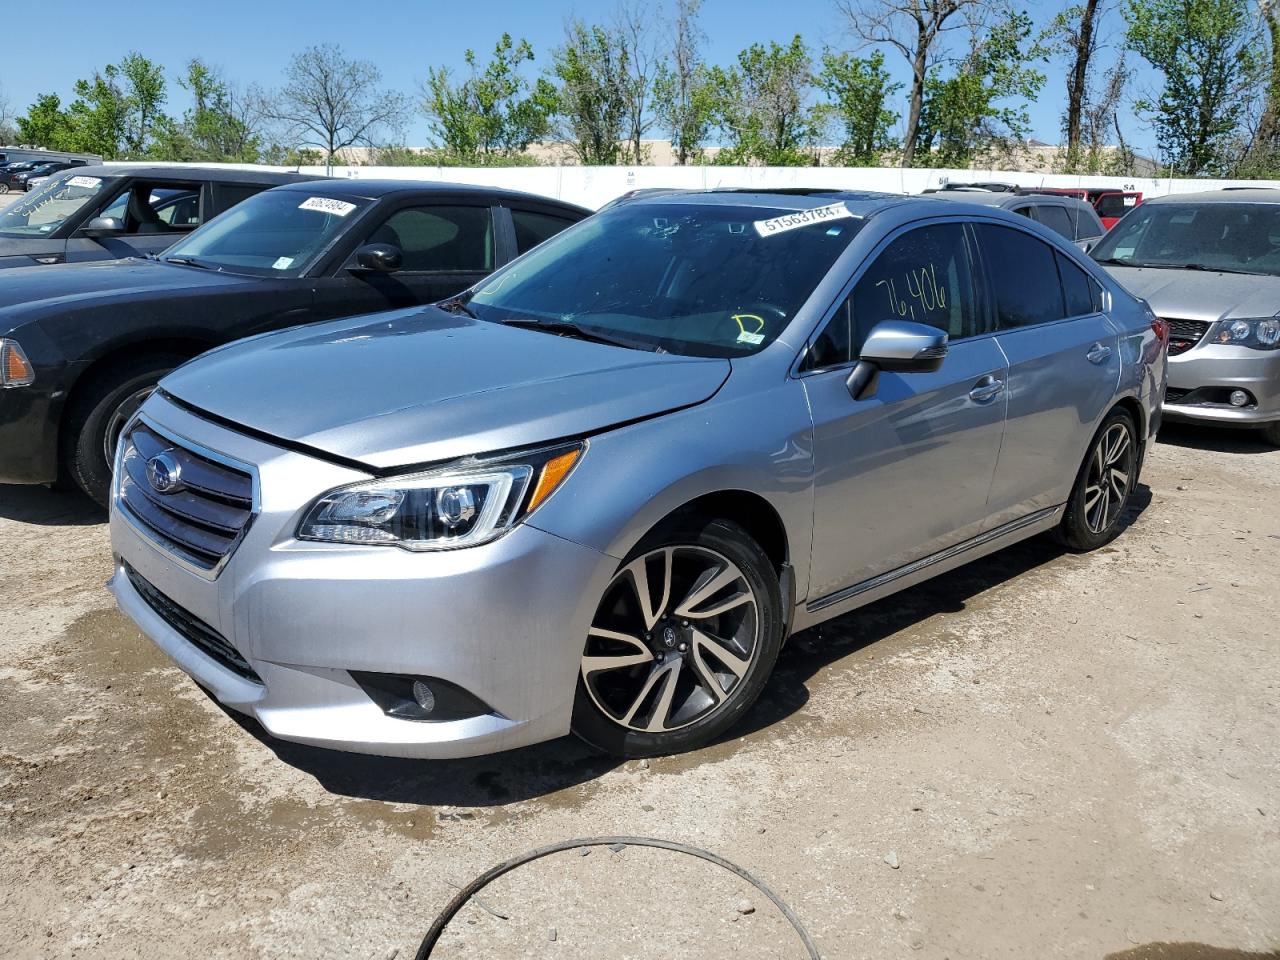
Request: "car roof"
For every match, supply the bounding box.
[925,191,1093,212]
[624,188,908,217]
[69,165,319,185]
[1146,188,1280,205]
[268,178,591,213]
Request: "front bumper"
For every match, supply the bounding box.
[0,385,61,484]
[109,396,617,759]
[1163,343,1280,427]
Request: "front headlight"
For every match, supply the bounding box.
[1210,316,1280,350]
[297,443,582,551]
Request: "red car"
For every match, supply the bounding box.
[1026,188,1143,230]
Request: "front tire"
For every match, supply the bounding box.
[571,518,784,758]
[61,355,184,508]
[1056,408,1139,552]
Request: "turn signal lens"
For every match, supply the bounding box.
[528,448,582,512]
[1,339,34,387]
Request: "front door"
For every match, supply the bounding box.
[802,221,1009,602]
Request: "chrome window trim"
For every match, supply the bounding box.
[113,412,261,581]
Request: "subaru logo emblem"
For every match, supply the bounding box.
[146,452,183,494]
[662,626,678,649]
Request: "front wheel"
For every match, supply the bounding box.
[571,518,784,758]
[1056,409,1139,552]
[61,355,184,508]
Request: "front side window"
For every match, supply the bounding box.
[160,190,373,276]
[98,183,202,233]
[977,223,1066,329]
[362,205,493,272]
[809,222,981,368]
[469,201,864,358]
[1091,201,1280,276]
[0,172,109,237]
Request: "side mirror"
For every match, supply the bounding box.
[352,243,402,273]
[1078,238,1096,254]
[846,320,949,400]
[82,216,125,238]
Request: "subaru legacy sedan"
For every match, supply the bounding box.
[1091,189,1280,445]
[109,190,1165,760]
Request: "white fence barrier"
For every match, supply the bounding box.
[107,160,1280,211]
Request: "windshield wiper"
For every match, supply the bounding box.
[1093,257,1147,267]
[1182,263,1265,276]
[164,256,213,270]
[500,317,654,351]
[438,292,478,318]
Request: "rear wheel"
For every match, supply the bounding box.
[61,354,184,508]
[1056,409,1138,552]
[571,518,784,758]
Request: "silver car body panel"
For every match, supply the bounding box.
[111,191,1161,758]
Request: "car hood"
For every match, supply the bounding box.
[1103,265,1280,323]
[161,307,732,470]
[0,256,258,320]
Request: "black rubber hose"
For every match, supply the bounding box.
[415,835,822,959]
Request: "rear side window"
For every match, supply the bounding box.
[1057,252,1101,316]
[364,205,493,272]
[1034,204,1074,240]
[1075,206,1104,239]
[810,222,981,368]
[977,223,1066,329]
[512,209,577,254]
[1096,193,1136,219]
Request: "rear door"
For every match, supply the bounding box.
[802,220,1009,600]
[976,222,1121,525]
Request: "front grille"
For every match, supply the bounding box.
[125,563,262,683]
[1164,317,1211,356]
[118,421,254,575]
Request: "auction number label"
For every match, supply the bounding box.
[298,197,356,216]
[876,263,947,321]
[753,202,855,237]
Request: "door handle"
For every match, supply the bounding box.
[968,375,1005,403]
[1086,342,1113,364]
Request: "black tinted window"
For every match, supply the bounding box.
[1096,194,1135,219]
[512,209,577,253]
[215,183,268,211]
[978,224,1066,329]
[811,222,980,368]
[1057,253,1100,316]
[1035,205,1074,240]
[366,206,493,272]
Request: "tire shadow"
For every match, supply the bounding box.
[0,482,102,526]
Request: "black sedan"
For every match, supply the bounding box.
[0,179,589,505]
[0,165,318,269]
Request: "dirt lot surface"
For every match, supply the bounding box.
[1,422,1278,960]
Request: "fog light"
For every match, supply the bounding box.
[411,679,436,714]
[1229,390,1250,407]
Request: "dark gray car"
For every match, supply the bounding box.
[929,189,1106,250]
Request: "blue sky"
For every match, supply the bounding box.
[0,0,1155,157]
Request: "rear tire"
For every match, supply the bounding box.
[1056,408,1139,552]
[571,517,784,758]
[61,354,184,508]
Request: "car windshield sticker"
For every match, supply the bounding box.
[753,202,856,237]
[733,313,766,345]
[272,256,295,270]
[1123,196,1137,206]
[67,176,101,189]
[299,197,357,216]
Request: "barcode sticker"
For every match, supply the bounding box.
[754,202,855,237]
[67,176,102,189]
[299,197,356,216]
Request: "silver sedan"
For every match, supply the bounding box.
[109,190,1165,759]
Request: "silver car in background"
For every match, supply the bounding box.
[1093,189,1280,445]
[108,190,1165,760]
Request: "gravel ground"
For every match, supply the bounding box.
[1,412,1278,960]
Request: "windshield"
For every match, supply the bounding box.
[468,201,864,357]
[1092,202,1280,276]
[161,190,372,276]
[0,173,109,237]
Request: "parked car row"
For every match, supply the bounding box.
[0,157,91,193]
[0,167,1273,766]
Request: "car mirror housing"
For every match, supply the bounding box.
[846,320,949,400]
[81,216,125,238]
[353,243,403,274]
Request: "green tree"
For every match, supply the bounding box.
[547,20,630,165]
[915,10,1048,166]
[15,94,75,150]
[118,52,167,156]
[180,59,261,162]
[816,50,901,164]
[1248,0,1280,169]
[1125,0,1260,175]
[66,66,130,157]
[710,36,822,165]
[422,34,551,162]
[1042,0,1106,172]
[652,0,716,163]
